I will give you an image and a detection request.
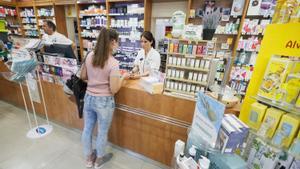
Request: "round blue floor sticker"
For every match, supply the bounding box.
[36,127,46,134]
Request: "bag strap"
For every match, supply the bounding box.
[75,50,92,76]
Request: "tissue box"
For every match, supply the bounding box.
[281,73,300,104]
[296,94,300,108]
[248,102,268,130]
[209,153,246,169]
[139,77,163,94]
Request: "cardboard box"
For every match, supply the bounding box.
[248,102,268,130]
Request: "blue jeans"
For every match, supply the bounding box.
[82,93,115,158]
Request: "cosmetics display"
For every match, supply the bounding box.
[0,6,17,17]
[108,3,144,70]
[20,7,39,38]
[164,38,218,99]
[37,7,54,17]
[38,54,78,85]
[78,3,107,56]
[0,6,20,36]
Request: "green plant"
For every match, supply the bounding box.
[202,8,222,29]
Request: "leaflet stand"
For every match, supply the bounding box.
[0,70,53,139]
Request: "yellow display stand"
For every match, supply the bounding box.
[239,23,300,123]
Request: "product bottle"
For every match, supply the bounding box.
[175,153,186,169]
[198,156,210,169]
[189,145,197,160]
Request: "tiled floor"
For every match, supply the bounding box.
[0,101,169,169]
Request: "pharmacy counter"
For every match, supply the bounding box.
[0,62,239,165]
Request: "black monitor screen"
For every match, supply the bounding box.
[44,44,76,59]
[0,32,8,44]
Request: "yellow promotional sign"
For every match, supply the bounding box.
[239,23,300,123]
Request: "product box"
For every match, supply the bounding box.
[271,114,300,148]
[188,91,225,148]
[209,153,246,169]
[247,138,281,169]
[257,108,285,139]
[219,116,242,154]
[231,0,245,16]
[248,102,268,130]
[226,114,249,149]
[247,0,262,16]
[139,77,163,95]
[281,73,300,105]
[258,56,294,101]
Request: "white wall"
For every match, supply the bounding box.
[64,5,77,43]
[151,1,188,34]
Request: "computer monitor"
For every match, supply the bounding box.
[44,43,76,59]
[0,32,8,44]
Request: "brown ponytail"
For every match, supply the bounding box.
[93,28,119,68]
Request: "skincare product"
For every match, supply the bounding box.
[193,72,198,81]
[248,102,268,130]
[176,58,182,66]
[204,60,210,69]
[187,84,191,92]
[272,114,300,148]
[176,70,180,78]
[180,71,185,79]
[181,58,186,66]
[202,74,208,82]
[200,60,205,68]
[188,72,193,80]
[195,59,200,68]
[190,59,195,67]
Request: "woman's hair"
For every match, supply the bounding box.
[93,28,119,68]
[141,31,155,48]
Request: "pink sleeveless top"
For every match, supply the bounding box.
[85,52,119,96]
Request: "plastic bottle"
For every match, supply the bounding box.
[189,145,197,160]
[198,156,210,169]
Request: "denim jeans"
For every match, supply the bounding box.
[82,93,115,158]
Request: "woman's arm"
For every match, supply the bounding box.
[80,62,88,80]
[110,70,129,94]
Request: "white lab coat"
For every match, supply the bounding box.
[42,32,73,45]
[134,47,161,74]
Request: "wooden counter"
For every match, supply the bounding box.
[0,62,194,165]
[0,62,240,165]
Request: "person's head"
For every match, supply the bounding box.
[141,31,155,51]
[93,28,119,68]
[43,20,56,35]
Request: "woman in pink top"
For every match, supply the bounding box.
[80,28,128,169]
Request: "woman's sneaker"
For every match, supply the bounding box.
[86,150,96,168]
[94,153,113,169]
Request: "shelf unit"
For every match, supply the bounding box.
[0,4,22,36]
[35,4,55,38]
[107,0,145,71]
[76,0,108,58]
[18,6,39,37]
[230,1,276,98]
[163,38,219,99]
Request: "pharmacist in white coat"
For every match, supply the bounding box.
[131,31,161,78]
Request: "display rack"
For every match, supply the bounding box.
[163,38,219,100]
[35,5,55,38]
[229,0,276,98]
[18,6,39,38]
[76,0,107,58]
[0,5,22,36]
[107,0,145,71]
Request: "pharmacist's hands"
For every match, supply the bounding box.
[122,72,130,80]
[129,74,141,79]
